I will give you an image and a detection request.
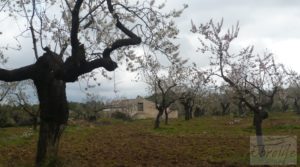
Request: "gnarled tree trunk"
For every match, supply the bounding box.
[164,109,169,125]
[33,52,69,166]
[194,106,205,117]
[221,102,230,115]
[184,103,191,120]
[184,106,189,120]
[294,98,300,114]
[189,107,193,119]
[181,98,194,121]
[238,100,245,117]
[155,109,164,129]
[280,100,289,112]
[253,111,268,157]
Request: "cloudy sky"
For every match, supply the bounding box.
[1,0,300,102]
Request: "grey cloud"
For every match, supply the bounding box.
[3,0,300,102]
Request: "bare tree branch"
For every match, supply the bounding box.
[0,85,12,101]
[30,0,38,60]
[0,64,36,82]
[20,0,39,60]
[70,0,84,60]
[79,1,106,23]
[64,0,72,13]
[103,0,142,59]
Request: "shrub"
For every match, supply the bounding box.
[111,111,132,121]
[0,111,16,127]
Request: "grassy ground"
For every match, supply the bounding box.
[0,112,299,167]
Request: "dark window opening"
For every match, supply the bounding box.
[137,102,144,111]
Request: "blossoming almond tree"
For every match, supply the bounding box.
[192,19,286,157]
[178,65,211,120]
[139,48,188,128]
[286,71,300,114]
[0,0,186,165]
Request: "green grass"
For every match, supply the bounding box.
[0,127,37,148]
[272,124,300,130]
[150,116,252,136]
[0,112,299,166]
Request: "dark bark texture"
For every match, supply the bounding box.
[253,111,265,157]
[280,99,289,112]
[194,106,205,117]
[154,80,177,128]
[238,100,245,116]
[154,108,164,129]
[33,51,69,166]
[180,97,194,121]
[220,102,230,115]
[294,98,300,114]
[164,109,169,125]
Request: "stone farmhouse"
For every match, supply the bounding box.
[103,96,178,119]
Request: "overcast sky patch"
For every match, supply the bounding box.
[1,0,300,102]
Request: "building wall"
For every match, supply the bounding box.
[104,97,178,119]
[132,98,177,119]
